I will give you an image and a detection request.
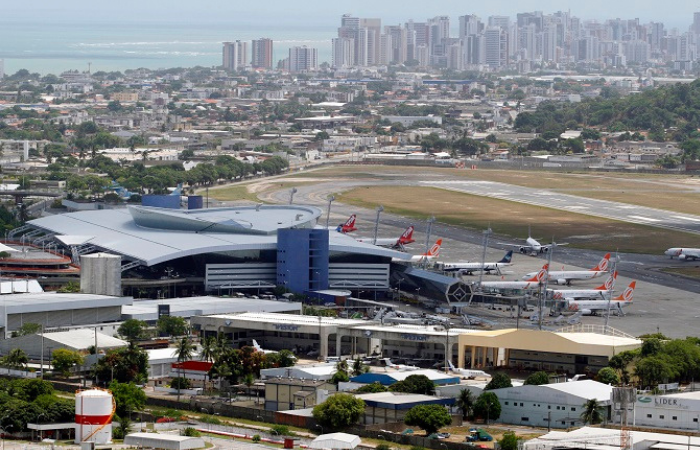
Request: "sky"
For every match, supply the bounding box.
[2,0,696,29]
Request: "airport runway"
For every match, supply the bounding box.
[421,180,700,235]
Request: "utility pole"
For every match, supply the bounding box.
[325,195,335,229]
[422,216,436,269]
[539,243,554,331]
[604,250,619,333]
[289,187,298,205]
[372,205,384,245]
[477,227,492,290]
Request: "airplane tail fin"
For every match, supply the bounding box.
[252,339,263,352]
[613,281,636,302]
[498,250,513,264]
[398,226,415,245]
[594,270,618,291]
[526,264,549,282]
[591,253,611,272]
[425,238,442,257]
[344,214,356,229]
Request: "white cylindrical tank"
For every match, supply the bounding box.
[75,389,113,444]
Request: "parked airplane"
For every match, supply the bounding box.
[565,281,637,316]
[381,358,419,371]
[335,214,358,233]
[447,361,492,379]
[522,253,611,285]
[252,339,281,355]
[396,238,443,263]
[664,247,700,261]
[356,226,415,248]
[502,226,567,255]
[549,271,618,301]
[438,251,513,275]
[478,264,549,290]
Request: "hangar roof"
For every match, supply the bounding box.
[121,296,301,321]
[28,205,410,266]
[0,293,131,327]
[457,328,641,357]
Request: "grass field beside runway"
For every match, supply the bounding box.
[338,185,700,254]
[661,266,700,279]
[293,165,700,215]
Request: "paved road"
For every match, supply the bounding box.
[421,179,700,235]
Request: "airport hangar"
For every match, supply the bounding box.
[24,204,471,302]
[191,312,642,369]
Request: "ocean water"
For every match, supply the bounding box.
[0,19,335,75]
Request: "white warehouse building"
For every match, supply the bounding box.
[491,380,614,429]
[631,391,700,431]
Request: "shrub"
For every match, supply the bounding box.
[271,425,290,436]
[252,434,261,443]
[170,377,192,390]
[182,427,201,437]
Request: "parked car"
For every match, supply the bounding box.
[437,433,451,439]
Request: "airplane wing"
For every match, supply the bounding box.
[542,242,569,249]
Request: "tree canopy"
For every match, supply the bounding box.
[404,404,452,435]
[485,372,512,390]
[312,393,365,429]
[389,374,435,395]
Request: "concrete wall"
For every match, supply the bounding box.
[80,253,122,296]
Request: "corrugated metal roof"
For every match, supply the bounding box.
[43,329,126,349]
[122,296,301,321]
[29,207,409,266]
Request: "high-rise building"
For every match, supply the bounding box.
[222,41,248,72]
[484,26,508,68]
[251,38,274,69]
[288,46,318,72]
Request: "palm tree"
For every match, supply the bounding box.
[3,348,29,370]
[456,389,475,420]
[200,336,216,391]
[580,399,604,425]
[174,337,194,402]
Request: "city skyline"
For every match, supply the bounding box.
[3,4,700,74]
[3,0,698,29]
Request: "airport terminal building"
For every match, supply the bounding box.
[25,204,471,302]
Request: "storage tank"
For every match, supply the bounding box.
[75,389,114,444]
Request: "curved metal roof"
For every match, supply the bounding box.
[29,206,410,266]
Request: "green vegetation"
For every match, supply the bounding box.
[389,374,436,395]
[182,427,202,437]
[158,316,189,337]
[484,372,512,390]
[93,342,149,384]
[499,431,521,450]
[51,348,84,377]
[11,322,42,337]
[109,381,147,417]
[456,389,475,420]
[580,399,604,425]
[0,379,73,432]
[207,336,295,387]
[605,336,700,387]
[355,382,388,393]
[473,392,502,423]
[514,80,700,144]
[312,393,365,428]
[524,371,550,386]
[403,404,452,435]
[117,319,149,342]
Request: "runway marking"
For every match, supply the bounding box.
[628,215,661,222]
[672,215,700,223]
